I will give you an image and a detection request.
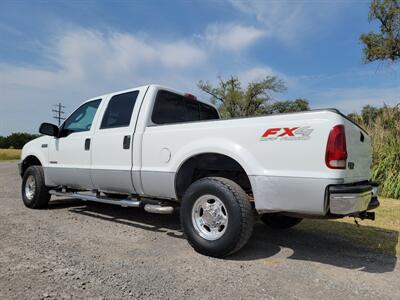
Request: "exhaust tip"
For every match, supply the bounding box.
[144,204,174,214]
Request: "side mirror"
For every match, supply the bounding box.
[39,123,59,137]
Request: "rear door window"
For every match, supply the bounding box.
[100,91,139,129]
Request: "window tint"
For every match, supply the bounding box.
[101,91,139,129]
[152,91,186,124]
[200,104,219,120]
[62,99,101,136]
[185,100,200,122]
[151,90,219,125]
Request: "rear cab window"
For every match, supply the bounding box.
[151,90,219,125]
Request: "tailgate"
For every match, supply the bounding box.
[342,118,372,181]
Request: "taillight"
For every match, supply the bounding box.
[325,125,347,169]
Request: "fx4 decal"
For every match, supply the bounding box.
[261,126,314,141]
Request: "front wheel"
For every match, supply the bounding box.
[180,177,254,258]
[21,166,51,209]
[261,213,302,229]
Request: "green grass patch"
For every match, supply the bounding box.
[0,148,21,160]
[299,197,400,256]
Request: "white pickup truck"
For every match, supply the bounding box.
[19,84,379,257]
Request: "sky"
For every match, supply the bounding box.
[0,0,399,135]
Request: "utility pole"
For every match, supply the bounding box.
[52,103,66,126]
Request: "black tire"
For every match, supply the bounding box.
[180,177,253,258]
[261,213,302,229]
[21,166,51,209]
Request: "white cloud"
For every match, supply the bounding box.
[0,28,210,135]
[53,29,205,78]
[203,23,266,51]
[239,67,276,84]
[229,0,345,44]
[0,29,207,90]
[159,41,206,67]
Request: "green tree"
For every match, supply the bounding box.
[198,75,287,118]
[0,133,40,149]
[266,99,310,114]
[360,0,400,63]
[361,104,382,126]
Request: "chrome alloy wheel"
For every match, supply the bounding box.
[25,175,36,200]
[191,194,228,241]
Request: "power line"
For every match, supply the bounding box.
[52,103,66,126]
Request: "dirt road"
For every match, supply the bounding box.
[0,161,399,299]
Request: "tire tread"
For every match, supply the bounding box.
[182,177,253,257]
[22,166,50,209]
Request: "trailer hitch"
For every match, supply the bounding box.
[359,211,375,221]
[352,211,375,226]
[354,211,375,221]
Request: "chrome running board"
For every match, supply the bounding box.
[49,190,142,207]
[48,190,174,214]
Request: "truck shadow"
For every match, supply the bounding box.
[49,198,398,273]
[231,222,398,273]
[49,198,184,239]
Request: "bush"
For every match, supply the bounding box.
[349,105,400,199]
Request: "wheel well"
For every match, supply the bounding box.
[175,153,252,199]
[21,155,42,176]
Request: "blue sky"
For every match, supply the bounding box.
[0,0,399,135]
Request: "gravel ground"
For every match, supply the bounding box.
[0,161,399,299]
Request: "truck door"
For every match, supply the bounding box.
[47,99,102,189]
[90,87,147,194]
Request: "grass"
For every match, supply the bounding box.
[300,197,400,256]
[0,148,21,161]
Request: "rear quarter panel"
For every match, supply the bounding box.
[140,110,349,215]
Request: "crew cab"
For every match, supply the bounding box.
[19,84,379,257]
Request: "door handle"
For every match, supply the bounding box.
[123,135,131,149]
[84,138,91,151]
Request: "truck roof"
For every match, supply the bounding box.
[84,84,217,110]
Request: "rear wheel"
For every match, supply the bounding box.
[180,177,253,258]
[21,166,51,209]
[261,213,302,229]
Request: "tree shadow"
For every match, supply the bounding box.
[48,198,398,273]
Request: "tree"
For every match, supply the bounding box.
[198,75,287,118]
[0,133,40,149]
[361,104,382,126]
[360,0,400,63]
[266,99,310,114]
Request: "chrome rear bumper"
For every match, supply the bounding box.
[329,182,379,215]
